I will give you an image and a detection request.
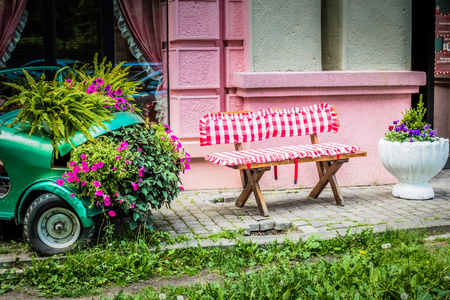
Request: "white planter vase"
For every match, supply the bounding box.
[378,138,449,199]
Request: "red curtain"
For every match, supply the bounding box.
[0,0,28,64]
[117,0,162,69]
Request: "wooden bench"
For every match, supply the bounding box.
[199,103,367,216]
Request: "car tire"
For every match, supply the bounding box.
[24,193,95,255]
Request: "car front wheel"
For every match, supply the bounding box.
[24,193,95,255]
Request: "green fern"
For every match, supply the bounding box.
[2,69,114,156]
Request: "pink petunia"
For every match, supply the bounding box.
[131,182,139,191]
[179,186,184,191]
[81,181,86,186]
[112,167,116,171]
[129,203,135,209]
[104,199,111,206]
[70,193,75,197]
[92,181,101,187]
[91,165,98,171]
[69,161,77,167]
[108,211,116,217]
[81,154,86,160]
[115,156,121,161]
[115,192,119,197]
[56,179,65,186]
[95,190,103,197]
[72,166,81,174]
[137,148,142,151]
[97,161,104,168]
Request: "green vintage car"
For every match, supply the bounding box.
[0,110,144,255]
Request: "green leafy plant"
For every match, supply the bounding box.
[56,137,138,219]
[107,123,190,230]
[384,95,439,143]
[56,122,190,230]
[2,69,114,154]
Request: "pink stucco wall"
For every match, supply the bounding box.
[168,0,427,190]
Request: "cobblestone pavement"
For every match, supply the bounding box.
[152,170,450,238]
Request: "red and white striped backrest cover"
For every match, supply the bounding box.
[199,103,339,146]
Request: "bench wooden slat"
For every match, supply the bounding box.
[225,150,367,170]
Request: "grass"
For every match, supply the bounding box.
[0,226,449,299]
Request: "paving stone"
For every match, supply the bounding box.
[292,220,309,228]
[297,226,319,234]
[259,219,275,231]
[273,217,291,230]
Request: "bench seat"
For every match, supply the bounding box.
[205,142,360,166]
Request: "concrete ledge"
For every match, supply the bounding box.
[233,71,426,97]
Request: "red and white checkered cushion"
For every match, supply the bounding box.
[199,103,338,146]
[205,142,360,166]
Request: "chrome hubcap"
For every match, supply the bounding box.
[37,208,81,249]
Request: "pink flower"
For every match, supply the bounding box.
[140,166,145,172]
[82,166,90,173]
[137,148,142,151]
[131,182,139,191]
[81,181,86,186]
[95,190,103,197]
[91,165,98,171]
[81,154,86,160]
[129,203,135,209]
[72,166,81,174]
[115,193,119,197]
[104,199,111,206]
[161,137,165,140]
[92,181,101,187]
[179,186,184,191]
[56,179,65,186]
[69,161,77,167]
[115,156,121,161]
[97,161,104,168]
[138,171,143,177]
[65,79,73,88]
[70,193,75,197]
[108,211,116,217]
[112,167,116,171]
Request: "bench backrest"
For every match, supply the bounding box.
[199,103,339,146]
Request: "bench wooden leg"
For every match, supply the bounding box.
[309,160,346,206]
[235,168,269,216]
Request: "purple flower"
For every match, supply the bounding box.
[393,120,399,125]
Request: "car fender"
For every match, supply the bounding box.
[17,181,100,228]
